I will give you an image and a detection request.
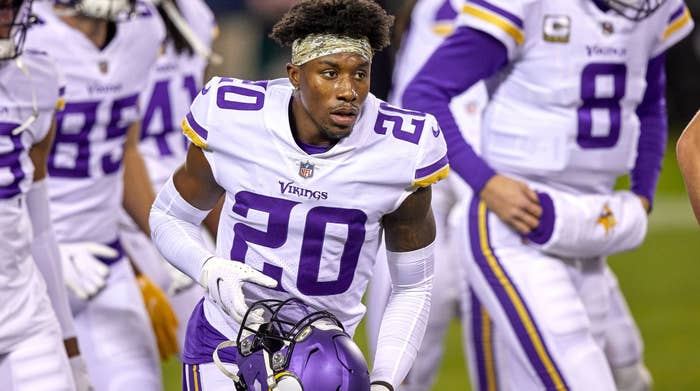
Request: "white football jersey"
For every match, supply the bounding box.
[139,0,217,189]
[458,0,693,194]
[0,51,62,352]
[184,77,449,336]
[26,2,165,244]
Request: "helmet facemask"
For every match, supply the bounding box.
[213,298,370,391]
[601,0,666,21]
[0,0,34,60]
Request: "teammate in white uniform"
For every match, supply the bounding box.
[365,1,489,390]
[26,1,167,389]
[119,0,218,358]
[0,1,78,390]
[150,1,449,390]
[406,0,694,390]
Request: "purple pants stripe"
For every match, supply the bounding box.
[467,197,569,391]
[471,289,498,391]
[183,364,201,391]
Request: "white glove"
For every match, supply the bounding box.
[69,355,95,391]
[165,260,196,296]
[199,257,278,324]
[59,243,115,300]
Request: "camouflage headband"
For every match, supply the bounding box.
[291,34,373,66]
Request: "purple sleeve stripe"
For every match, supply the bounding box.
[668,4,685,23]
[469,0,524,29]
[185,112,208,140]
[415,155,449,179]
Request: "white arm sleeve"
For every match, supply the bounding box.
[27,179,76,339]
[371,241,434,388]
[149,175,214,282]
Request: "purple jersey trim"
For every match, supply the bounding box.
[183,298,239,365]
[631,54,667,206]
[185,111,209,141]
[415,154,449,179]
[668,4,685,23]
[402,27,507,194]
[524,192,556,245]
[470,0,524,28]
[435,0,458,21]
[295,139,332,155]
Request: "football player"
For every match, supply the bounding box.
[404,0,693,390]
[0,0,80,390]
[678,109,700,224]
[149,1,449,390]
[118,0,219,359]
[365,1,490,390]
[25,1,168,389]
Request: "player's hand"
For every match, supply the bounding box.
[199,257,278,324]
[637,195,651,214]
[479,174,542,234]
[68,355,94,391]
[165,261,196,296]
[59,243,114,300]
[137,274,180,360]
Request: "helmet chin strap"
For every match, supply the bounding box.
[12,56,38,135]
[213,340,242,383]
[153,0,222,65]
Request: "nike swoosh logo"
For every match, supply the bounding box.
[432,126,441,137]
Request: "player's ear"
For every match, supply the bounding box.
[287,63,301,89]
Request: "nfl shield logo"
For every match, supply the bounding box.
[299,161,314,178]
[98,60,109,74]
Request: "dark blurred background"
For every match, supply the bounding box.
[204,0,699,131]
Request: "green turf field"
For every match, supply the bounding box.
[162,142,700,390]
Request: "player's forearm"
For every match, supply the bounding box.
[631,54,668,207]
[150,176,213,282]
[371,243,434,388]
[123,142,156,237]
[27,179,77,339]
[402,27,505,193]
[677,110,700,224]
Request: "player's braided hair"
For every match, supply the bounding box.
[269,0,394,53]
[156,3,194,56]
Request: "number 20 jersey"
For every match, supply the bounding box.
[26,3,165,244]
[459,0,693,194]
[183,77,449,336]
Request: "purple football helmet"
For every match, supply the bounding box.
[232,299,370,391]
[599,0,666,20]
[53,0,134,21]
[0,0,34,60]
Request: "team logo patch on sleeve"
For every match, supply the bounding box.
[596,203,617,236]
[299,161,314,178]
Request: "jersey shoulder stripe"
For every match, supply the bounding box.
[182,111,208,150]
[413,154,450,188]
[461,0,524,45]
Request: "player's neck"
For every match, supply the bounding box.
[290,94,336,148]
[58,13,111,49]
